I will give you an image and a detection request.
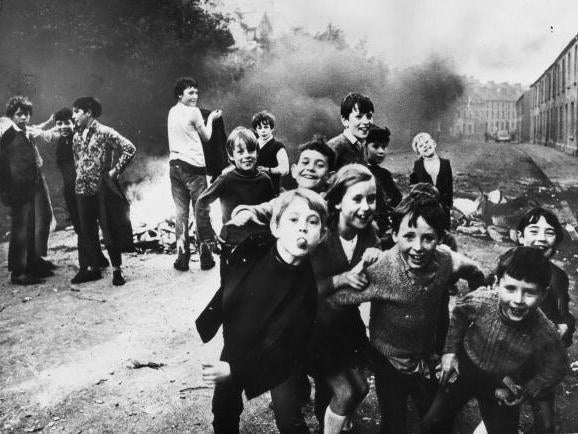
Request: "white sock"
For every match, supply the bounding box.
[324,406,347,434]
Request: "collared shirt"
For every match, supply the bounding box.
[73,120,135,195]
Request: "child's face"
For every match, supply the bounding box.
[517,216,558,259]
[291,150,331,191]
[415,135,437,158]
[342,104,373,141]
[366,141,387,164]
[255,122,273,142]
[72,107,92,129]
[11,108,30,129]
[229,141,257,171]
[272,198,325,263]
[179,86,198,107]
[394,214,439,270]
[56,119,74,137]
[496,274,542,322]
[337,179,376,232]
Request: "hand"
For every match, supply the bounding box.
[209,109,222,121]
[557,323,569,339]
[257,166,271,174]
[201,361,231,385]
[439,353,459,386]
[226,210,261,227]
[361,247,381,267]
[108,168,119,179]
[494,387,525,407]
[334,270,369,291]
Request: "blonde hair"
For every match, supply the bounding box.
[411,132,435,154]
[271,189,328,230]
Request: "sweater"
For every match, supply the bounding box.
[327,133,365,170]
[445,288,567,397]
[195,168,274,244]
[330,244,484,358]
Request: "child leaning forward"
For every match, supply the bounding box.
[196,189,328,434]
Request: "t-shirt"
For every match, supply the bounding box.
[167,102,205,167]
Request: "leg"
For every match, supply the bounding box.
[409,374,454,434]
[170,163,193,264]
[185,174,213,270]
[477,388,520,434]
[211,377,244,434]
[76,195,101,269]
[531,394,556,434]
[313,376,332,430]
[9,201,35,278]
[270,374,310,434]
[373,357,411,434]
[34,173,53,257]
[62,173,80,234]
[323,368,368,434]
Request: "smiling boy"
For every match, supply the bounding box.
[328,193,484,433]
[328,93,374,170]
[422,247,568,434]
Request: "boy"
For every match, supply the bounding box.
[328,93,374,170]
[227,137,335,227]
[252,110,289,194]
[328,193,485,434]
[195,127,274,272]
[197,189,327,434]
[0,96,60,284]
[167,77,223,272]
[409,132,453,230]
[422,247,568,434]
[71,96,135,286]
[365,124,402,245]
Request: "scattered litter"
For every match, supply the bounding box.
[95,399,104,404]
[95,378,107,385]
[22,297,31,303]
[126,359,166,370]
[70,287,81,292]
[179,386,211,392]
[23,425,44,433]
[70,294,106,303]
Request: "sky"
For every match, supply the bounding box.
[221,0,578,87]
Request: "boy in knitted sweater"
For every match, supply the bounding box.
[421,247,568,434]
[328,193,485,434]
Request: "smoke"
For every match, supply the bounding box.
[207,31,465,155]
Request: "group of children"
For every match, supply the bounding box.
[193,91,574,434]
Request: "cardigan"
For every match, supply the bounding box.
[409,157,453,209]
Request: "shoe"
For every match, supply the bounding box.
[11,274,43,285]
[99,255,110,268]
[38,258,57,270]
[112,269,126,286]
[173,253,190,272]
[71,268,102,284]
[27,267,55,278]
[199,242,215,271]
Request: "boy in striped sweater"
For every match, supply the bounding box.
[421,247,568,434]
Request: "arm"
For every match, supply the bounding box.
[228,198,277,226]
[524,337,568,399]
[32,114,54,130]
[192,108,222,143]
[443,291,482,354]
[28,127,61,145]
[448,248,486,291]
[270,147,290,176]
[327,257,386,305]
[195,176,224,241]
[552,269,576,345]
[103,127,136,177]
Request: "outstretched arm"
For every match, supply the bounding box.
[192,108,222,143]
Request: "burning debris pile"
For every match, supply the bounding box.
[132,219,187,254]
[452,189,540,243]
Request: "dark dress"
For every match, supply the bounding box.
[256,138,285,194]
[308,225,378,375]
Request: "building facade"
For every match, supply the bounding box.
[530,34,578,155]
[516,90,532,143]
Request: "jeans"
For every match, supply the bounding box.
[169,160,207,257]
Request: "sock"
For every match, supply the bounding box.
[324,405,347,434]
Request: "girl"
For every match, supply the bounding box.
[308,164,381,434]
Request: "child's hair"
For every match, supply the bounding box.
[225,126,258,157]
[496,246,551,291]
[174,77,198,99]
[392,193,447,237]
[516,207,564,246]
[411,132,435,154]
[325,164,374,226]
[54,107,72,122]
[340,92,374,119]
[6,96,33,117]
[409,182,441,200]
[297,136,336,172]
[251,110,276,130]
[366,124,391,147]
[72,97,102,118]
[271,188,328,229]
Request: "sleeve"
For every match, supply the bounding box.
[104,127,136,174]
[524,329,569,398]
[28,128,60,145]
[448,248,486,291]
[195,175,225,241]
[230,197,277,225]
[443,290,486,354]
[446,161,454,208]
[409,160,419,185]
[552,269,576,346]
[327,256,388,305]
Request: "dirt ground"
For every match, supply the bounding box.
[1,140,577,433]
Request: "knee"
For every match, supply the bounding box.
[333,381,368,411]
